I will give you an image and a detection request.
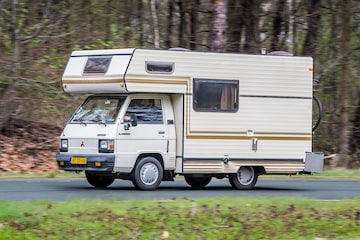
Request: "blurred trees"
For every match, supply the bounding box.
[0,0,359,166]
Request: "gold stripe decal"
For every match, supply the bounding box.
[62,79,123,84]
[185,134,311,141]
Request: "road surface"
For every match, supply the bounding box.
[1,177,359,201]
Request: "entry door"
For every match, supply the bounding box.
[116,98,168,170]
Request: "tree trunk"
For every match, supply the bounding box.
[227,0,243,52]
[302,0,321,57]
[189,0,199,50]
[150,0,160,48]
[210,0,228,52]
[270,0,286,52]
[166,0,174,49]
[243,0,259,53]
[323,0,341,162]
[0,0,18,131]
[138,0,144,47]
[178,0,187,48]
[338,0,351,167]
[105,0,112,42]
[350,89,360,157]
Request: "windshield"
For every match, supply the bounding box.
[70,96,126,124]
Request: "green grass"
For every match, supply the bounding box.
[317,167,360,178]
[0,198,360,239]
[1,168,360,179]
[0,171,83,179]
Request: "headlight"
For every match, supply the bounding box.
[60,139,68,152]
[99,139,114,153]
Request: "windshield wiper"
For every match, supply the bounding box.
[99,121,107,127]
[73,118,87,126]
[89,119,107,127]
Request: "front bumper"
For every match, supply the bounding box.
[56,154,115,172]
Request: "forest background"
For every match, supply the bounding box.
[0,0,359,173]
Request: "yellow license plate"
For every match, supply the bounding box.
[71,157,87,165]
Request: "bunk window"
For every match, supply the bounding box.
[146,61,174,74]
[193,79,239,112]
[83,57,112,74]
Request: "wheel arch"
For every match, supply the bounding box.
[134,153,164,171]
[253,166,266,175]
[234,165,265,176]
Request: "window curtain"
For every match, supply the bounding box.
[220,85,236,110]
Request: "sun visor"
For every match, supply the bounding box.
[61,48,134,93]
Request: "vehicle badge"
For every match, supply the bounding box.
[80,141,85,147]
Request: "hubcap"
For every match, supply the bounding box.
[140,162,159,185]
[237,167,255,185]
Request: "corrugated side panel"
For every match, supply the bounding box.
[188,97,312,133]
[183,96,313,173]
[61,48,134,93]
[125,49,313,97]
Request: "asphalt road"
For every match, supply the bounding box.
[1,177,359,201]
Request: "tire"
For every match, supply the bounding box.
[184,176,212,188]
[132,157,163,191]
[229,166,257,190]
[85,171,115,188]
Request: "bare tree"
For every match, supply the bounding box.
[0,0,50,130]
[243,0,260,53]
[210,0,228,52]
[177,0,187,48]
[227,0,243,52]
[189,0,199,50]
[166,0,175,48]
[338,0,352,167]
[150,0,160,48]
[270,0,286,52]
[302,0,321,57]
[350,89,360,158]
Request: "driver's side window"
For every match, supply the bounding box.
[126,99,163,124]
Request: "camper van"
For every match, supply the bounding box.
[56,48,323,190]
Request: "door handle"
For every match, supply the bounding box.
[158,131,165,134]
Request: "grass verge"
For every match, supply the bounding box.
[0,197,360,239]
[0,171,83,179]
[1,168,360,179]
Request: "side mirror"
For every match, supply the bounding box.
[130,113,137,127]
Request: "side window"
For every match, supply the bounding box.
[193,79,239,112]
[126,99,163,124]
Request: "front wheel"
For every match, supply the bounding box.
[184,176,212,188]
[229,166,258,190]
[132,157,163,191]
[85,171,115,188]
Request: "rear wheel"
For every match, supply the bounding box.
[184,176,212,188]
[132,157,163,191]
[229,166,257,190]
[85,171,115,188]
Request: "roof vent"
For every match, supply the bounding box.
[267,51,294,56]
[168,47,191,51]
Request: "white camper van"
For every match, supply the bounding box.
[56,48,323,190]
